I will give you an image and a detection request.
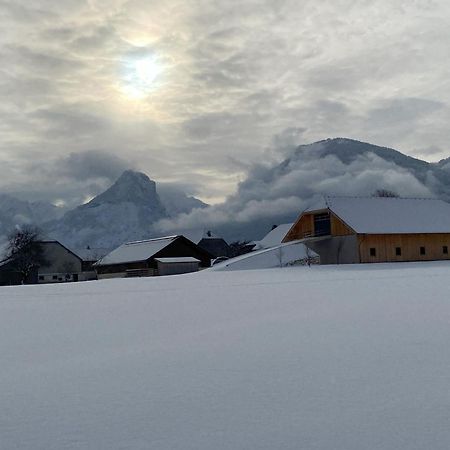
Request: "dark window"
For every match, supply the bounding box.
[38,276,44,281]
[313,213,331,237]
[52,275,57,280]
[420,246,426,255]
[443,246,448,255]
[369,247,376,257]
[395,247,401,256]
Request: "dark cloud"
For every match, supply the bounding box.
[56,150,132,181]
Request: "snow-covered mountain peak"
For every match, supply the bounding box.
[87,170,161,207]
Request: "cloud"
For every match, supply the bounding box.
[2,0,450,210]
[154,138,439,241]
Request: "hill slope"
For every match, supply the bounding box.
[1,263,450,449]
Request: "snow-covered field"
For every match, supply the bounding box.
[1,262,450,450]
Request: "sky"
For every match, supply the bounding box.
[2,0,450,208]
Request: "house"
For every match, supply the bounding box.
[94,235,213,279]
[37,240,97,283]
[183,229,231,258]
[0,239,97,285]
[283,196,450,264]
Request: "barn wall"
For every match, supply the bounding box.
[330,214,354,236]
[155,239,212,267]
[284,213,315,241]
[306,235,359,265]
[95,261,149,275]
[157,261,199,276]
[39,242,82,274]
[359,234,450,263]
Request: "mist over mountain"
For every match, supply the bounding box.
[2,138,450,250]
[154,138,450,241]
[0,194,63,240]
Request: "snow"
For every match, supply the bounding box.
[211,240,317,270]
[155,257,200,263]
[95,236,178,266]
[253,223,294,249]
[317,196,450,234]
[2,262,450,449]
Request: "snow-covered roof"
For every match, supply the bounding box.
[182,229,226,244]
[95,236,178,266]
[317,196,450,234]
[253,223,294,249]
[210,240,318,271]
[155,257,200,264]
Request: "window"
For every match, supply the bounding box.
[369,247,376,257]
[52,275,57,280]
[420,246,426,255]
[395,247,401,256]
[443,246,448,255]
[38,276,44,281]
[313,213,331,237]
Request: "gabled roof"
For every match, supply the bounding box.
[95,236,178,266]
[316,196,450,234]
[253,223,294,249]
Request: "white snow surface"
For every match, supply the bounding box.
[253,223,294,249]
[95,236,178,266]
[155,257,200,263]
[317,196,450,234]
[211,240,316,271]
[2,262,450,449]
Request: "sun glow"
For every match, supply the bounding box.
[121,56,163,99]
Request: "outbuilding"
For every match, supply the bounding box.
[283,196,450,264]
[155,257,200,275]
[94,235,212,278]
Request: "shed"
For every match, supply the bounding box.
[283,196,450,264]
[94,235,212,278]
[155,257,200,276]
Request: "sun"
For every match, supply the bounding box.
[121,56,162,99]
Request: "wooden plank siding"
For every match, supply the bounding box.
[284,213,315,241]
[284,210,355,241]
[359,234,450,263]
[330,213,354,236]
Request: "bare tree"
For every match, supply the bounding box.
[5,227,47,284]
[372,189,399,198]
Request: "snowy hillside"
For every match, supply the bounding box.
[1,262,450,449]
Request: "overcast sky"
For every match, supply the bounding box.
[2,0,450,206]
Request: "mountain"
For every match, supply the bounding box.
[154,138,450,243]
[45,170,206,251]
[4,138,450,250]
[0,194,63,240]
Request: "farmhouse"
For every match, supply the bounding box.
[0,239,97,285]
[283,196,450,264]
[94,235,213,278]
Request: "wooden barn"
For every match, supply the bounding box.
[283,196,450,264]
[94,235,212,279]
